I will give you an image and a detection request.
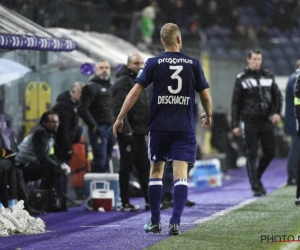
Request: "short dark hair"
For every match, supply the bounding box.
[247,49,262,59]
[40,110,58,124]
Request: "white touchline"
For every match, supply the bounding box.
[80,225,121,228]
[180,198,258,225]
[182,182,287,226]
[280,238,300,250]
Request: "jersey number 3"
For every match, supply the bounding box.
[168,65,183,94]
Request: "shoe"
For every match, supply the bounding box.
[120,203,141,212]
[144,221,161,233]
[185,199,196,207]
[252,184,263,197]
[295,198,300,206]
[259,183,267,195]
[145,203,150,210]
[252,189,262,197]
[253,191,262,197]
[160,201,173,210]
[168,224,180,235]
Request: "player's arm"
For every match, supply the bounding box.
[199,88,212,128]
[113,83,144,136]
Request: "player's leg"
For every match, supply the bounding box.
[168,131,196,235]
[169,160,188,235]
[144,131,169,233]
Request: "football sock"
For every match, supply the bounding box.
[148,178,163,224]
[170,178,188,225]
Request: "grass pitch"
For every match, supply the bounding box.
[147,186,300,250]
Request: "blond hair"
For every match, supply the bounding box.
[160,23,180,47]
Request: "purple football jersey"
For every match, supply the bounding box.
[136,52,209,133]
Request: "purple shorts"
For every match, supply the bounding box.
[148,130,196,163]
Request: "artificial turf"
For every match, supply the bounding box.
[147,186,300,250]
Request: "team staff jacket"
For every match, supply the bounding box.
[15,124,61,168]
[112,65,150,135]
[78,75,114,129]
[294,74,300,119]
[284,70,300,135]
[52,91,79,154]
[231,67,282,128]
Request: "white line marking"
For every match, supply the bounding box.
[185,182,286,226]
[81,225,121,228]
[280,237,300,250]
[187,198,258,225]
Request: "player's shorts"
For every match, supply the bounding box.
[148,130,196,163]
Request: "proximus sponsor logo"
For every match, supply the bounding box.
[158,95,190,105]
[158,58,193,65]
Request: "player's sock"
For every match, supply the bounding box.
[148,178,163,224]
[170,178,188,225]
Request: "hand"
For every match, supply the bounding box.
[112,119,124,137]
[60,163,71,175]
[271,114,281,124]
[199,113,211,128]
[232,127,241,136]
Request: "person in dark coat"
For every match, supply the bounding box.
[52,82,84,162]
[231,50,282,197]
[284,60,300,186]
[15,111,70,190]
[0,148,17,211]
[112,53,150,211]
[78,60,116,173]
[292,64,300,205]
[52,82,84,194]
[211,105,238,175]
[0,116,41,215]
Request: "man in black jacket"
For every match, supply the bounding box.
[52,82,84,162]
[293,71,300,205]
[15,111,70,190]
[52,82,84,194]
[112,53,150,211]
[231,50,282,197]
[78,60,116,173]
[0,151,17,211]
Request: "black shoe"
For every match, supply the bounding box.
[168,224,180,235]
[258,182,267,195]
[185,199,196,207]
[253,190,262,197]
[295,198,300,206]
[252,184,263,197]
[145,203,150,210]
[144,221,161,233]
[160,201,173,210]
[252,187,263,197]
[120,203,141,212]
